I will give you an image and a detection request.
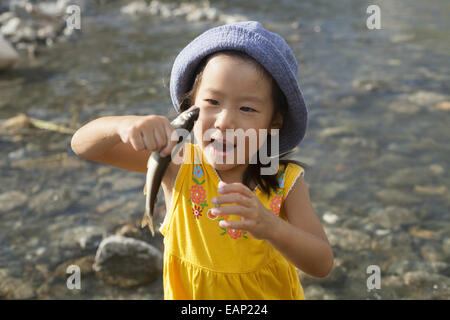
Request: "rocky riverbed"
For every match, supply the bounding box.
[0,0,449,299]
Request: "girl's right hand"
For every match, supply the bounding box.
[116,115,177,157]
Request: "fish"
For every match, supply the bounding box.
[141,106,200,236]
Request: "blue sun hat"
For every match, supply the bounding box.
[169,21,308,154]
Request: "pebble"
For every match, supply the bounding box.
[323,211,339,224]
[93,235,163,288]
[0,190,27,212]
[435,101,450,111]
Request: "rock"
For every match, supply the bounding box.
[319,126,355,138]
[376,189,421,206]
[388,100,420,114]
[303,285,336,300]
[0,35,18,70]
[366,206,418,230]
[93,235,163,288]
[0,269,35,299]
[387,260,449,277]
[443,238,450,256]
[435,101,450,111]
[57,225,105,255]
[322,211,339,224]
[52,255,95,280]
[408,226,441,240]
[121,0,248,24]
[413,185,447,195]
[403,271,449,289]
[321,182,347,200]
[298,258,347,287]
[407,91,447,107]
[325,227,371,250]
[120,1,148,16]
[384,167,434,188]
[1,16,20,36]
[429,164,444,175]
[420,244,445,263]
[0,190,27,212]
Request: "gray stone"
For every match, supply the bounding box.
[325,227,371,251]
[93,235,163,288]
[0,190,27,212]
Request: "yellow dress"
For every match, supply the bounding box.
[159,142,306,300]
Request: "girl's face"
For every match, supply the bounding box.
[192,54,282,172]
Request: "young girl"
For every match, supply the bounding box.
[71,21,333,300]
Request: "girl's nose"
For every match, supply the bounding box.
[214,108,236,130]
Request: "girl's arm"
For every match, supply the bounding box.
[71,115,178,174]
[266,175,334,278]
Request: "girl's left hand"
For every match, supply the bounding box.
[210,181,278,240]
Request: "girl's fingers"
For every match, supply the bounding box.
[211,205,251,219]
[130,130,145,151]
[219,219,248,231]
[218,182,254,198]
[153,126,166,152]
[212,193,252,208]
[164,124,180,156]
[141,129,156,151]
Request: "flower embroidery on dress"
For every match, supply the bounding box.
[269,168,286,216]
[192,205,202,219]
[270,194,283,216]
[193,165,204,180]
[207,204,220,220]
[218,215,248,239]
[190,165,209,219]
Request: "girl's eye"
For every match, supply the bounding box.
[205,99,219,105]
[241,106,256,113]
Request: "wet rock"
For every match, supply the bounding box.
[420,243,445,263]
[388,100,420,114]
[407,91,448,107]
[115,224,148,242]
[0,35,18,70]
[435,101,450,111]
[318,125,355,138]
[384,167,434,188]
[387,260,449,277]
[52,255,95,280]
[321,182,347,200]
[303,285,337,300]
[0,269,35,299]
[93,235,163,288]
[298,258,347,287]
[375,188,421,206]
[366,206,418,230]
[322,211,339,224]
[402,271,449,290]
[408,226,441,240]
[413,185,447,196]
[0,190,27,212]
[58,225,105,254]
[325,227,371,250]
[121,0,248,24]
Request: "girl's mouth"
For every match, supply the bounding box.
[210,138,236,158]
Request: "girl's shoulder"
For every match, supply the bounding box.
[279,162,305,200]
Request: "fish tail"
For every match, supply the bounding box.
[141,213,155,237]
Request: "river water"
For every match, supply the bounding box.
[0,0,449,299]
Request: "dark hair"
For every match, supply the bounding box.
[179,50,309,197]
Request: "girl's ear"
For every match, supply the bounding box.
[270,111,283,132]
